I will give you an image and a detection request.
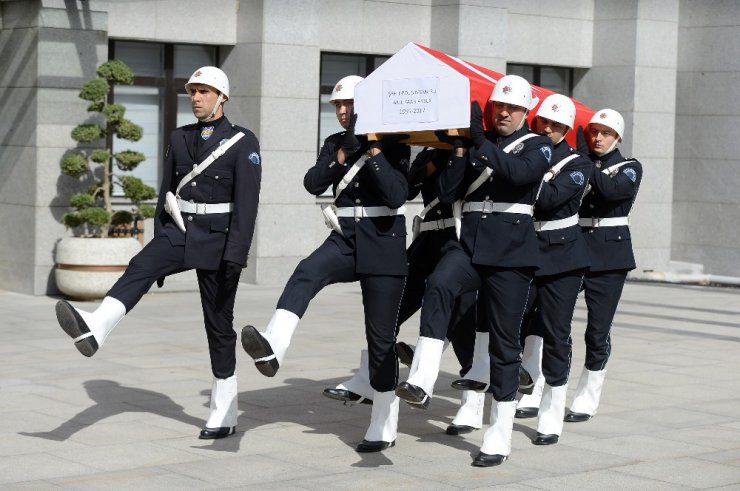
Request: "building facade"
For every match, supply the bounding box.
[0,0,737,295]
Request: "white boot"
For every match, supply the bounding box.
[56,296,126,357]
[200,375,238,439]
[452,331,490,391]
[447,390,486,435]
[566,367,607,421]
[357,391,399,452]
[534,384,567,444]
[396,336,445,409]
[517,335,545,417]
[324,349,374,405]
[473,400,517,466]
[241,308,299,377]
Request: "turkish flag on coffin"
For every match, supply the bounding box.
[353,42,594,149]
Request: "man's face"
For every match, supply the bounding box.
[190,83,222,120]
[534,116,569,145]
[492,102,528,136]
[589,123,619,156]
[334,99,354,129]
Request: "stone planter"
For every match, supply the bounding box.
[55,237,142,300]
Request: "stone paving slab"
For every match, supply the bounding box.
[0,280,739,489]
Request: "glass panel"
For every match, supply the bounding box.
[112,86,163,194]
[506,64,535,83]
[114,41,163,77]
[540,67,571,95]
[174,44,217,78]
[373,55,390,70]
[321,54,366,89]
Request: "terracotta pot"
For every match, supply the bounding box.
[55,237,142,300]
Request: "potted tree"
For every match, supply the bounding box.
[55,59,157,299]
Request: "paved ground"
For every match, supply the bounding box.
[2,279,739,490]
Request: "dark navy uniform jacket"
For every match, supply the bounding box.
[438,125,552,269]
[154,116,261,271]
[303,132,409,276]
[580,148,642,272]
[406,148,457,264]
[534,141,593,277]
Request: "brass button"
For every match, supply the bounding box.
[436,209,442,215]
[225,227,229,232]
[589,229,594,234]
[355,182,359,187]
[355,198,361,204]
[215,176,219,180]
[191,182,197,187]
[515,219,520,224]
[618,235,622,240]
[187,216,193,222]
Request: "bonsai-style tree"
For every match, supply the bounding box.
[60,59,157,238]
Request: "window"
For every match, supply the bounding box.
[506,64,573,96]
[318,52,389,153]
[109,41,219,195]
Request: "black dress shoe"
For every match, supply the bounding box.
[446,424,476,435]
[471,452,507,467]
[56,300,99,357]
[241,325,279,377]
[564,411,592,423]
[518,366,535,395]
[322,388,372,405]
[533,432,559,445]
[199,426,236,439]
[395,341,415,367]
[356,439,395,452]
[395,382,430,409]
[515,407,539,419]
[451,378,488,392]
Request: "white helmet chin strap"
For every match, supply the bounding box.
[199,93,224,122]
[515,110,529,131]
[596,138,620,156]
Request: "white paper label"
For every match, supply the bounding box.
[382,77,440,125]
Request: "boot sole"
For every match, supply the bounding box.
[55,301,98,358]
[395,384,430,410]
[241,325,279,377]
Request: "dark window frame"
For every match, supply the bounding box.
[506,63,574,96]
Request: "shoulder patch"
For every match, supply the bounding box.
[248,152,261,166]
[539,146,552,163]
[623,167,637,182]
[570,170,585,186]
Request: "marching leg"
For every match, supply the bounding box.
[451,331,490,392]
[565,367,607,422]
[472,400,517,467]
[395,336,445,409]
[55,296,126,357]
[356,391,399,452]
[323,349,374,405]
[516,335,544,418]
[200,375,238,439]
[534,383,567,445]
[446,390,485,435]
[241,308,299,377]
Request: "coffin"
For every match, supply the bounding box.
[354,42,594,149]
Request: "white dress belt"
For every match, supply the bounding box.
[534,214,579,232]
[462,201,534,216]
[177,198,234,214]
[335,205,406,218]
[579,216,629,228]
[419,217,456,232]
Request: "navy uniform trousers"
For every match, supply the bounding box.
[276,238,405,393]
[108,233,241,379]
[421,241,533,401]
[581,270,627,370]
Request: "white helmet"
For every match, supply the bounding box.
[185,66,229,98]
[589,108,624,139]
[490,74,535,110]
[329,75,364,103]
[536,94,576,129]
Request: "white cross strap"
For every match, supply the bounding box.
[176,132,245,196]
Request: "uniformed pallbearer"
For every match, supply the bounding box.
[240,75,410,453]
[565,108,642,423]
[395,74,552,467]
[55,66,261,440]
